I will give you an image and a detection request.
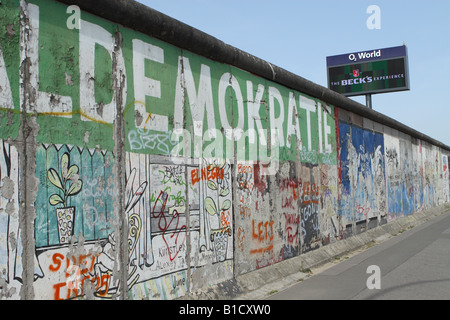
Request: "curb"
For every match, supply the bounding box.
[179,203,450,300]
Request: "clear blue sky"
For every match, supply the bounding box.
[136,0,450,147]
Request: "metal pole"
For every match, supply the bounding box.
[366,94,372,109]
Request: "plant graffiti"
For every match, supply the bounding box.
[47,152,83,244]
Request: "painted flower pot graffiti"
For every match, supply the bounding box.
[56,206,75,244]
[47,152,83,244]
[211,228,231,262]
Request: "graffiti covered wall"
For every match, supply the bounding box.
[0,0,449,299]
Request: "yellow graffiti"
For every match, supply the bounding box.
[145,113,152,124]
[38,110,113,127]
[123,100,146,117]
[0,100,152,129]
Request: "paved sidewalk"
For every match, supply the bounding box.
[232,203,450,300]
[267,208,450,300]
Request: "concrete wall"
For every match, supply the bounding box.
[0,0,449,299]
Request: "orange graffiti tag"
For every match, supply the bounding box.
[250,219,274,254]
[220,210,231,228]
[191,166,225,186]
[49,252,110,300]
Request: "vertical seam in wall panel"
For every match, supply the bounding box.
[112,27,128,300]
[334,107,344,240]
[18,0,38,300]
[185,125,192,294]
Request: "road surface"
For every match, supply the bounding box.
[268,211,450,300]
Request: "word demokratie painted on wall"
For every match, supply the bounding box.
[0,0,336,164]
[0,0,449,300]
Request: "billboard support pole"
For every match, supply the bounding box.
[366,94,372,109]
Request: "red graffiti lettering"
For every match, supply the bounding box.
[238,163,253,174]
[152,191,187,262]
[220,210,231,228]
[356,205,370,218]
[237,227,246,253]
[285,213,300,245]
[49,253,64,272]
[49,252,110,300]
[190,166,224,186]
[250,219,274,254]
[302,182,319,204]
[279,178,301,201]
